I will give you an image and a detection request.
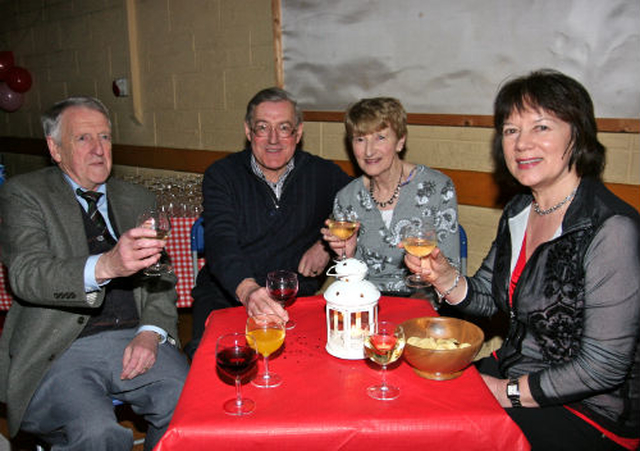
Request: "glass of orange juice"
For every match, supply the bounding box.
[246,314,286,388]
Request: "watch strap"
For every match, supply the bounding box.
[506,378,522,408]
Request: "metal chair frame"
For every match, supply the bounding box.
[459,224,468,275]
[190,216,205,285]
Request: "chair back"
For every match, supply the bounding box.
[190,216,205,284]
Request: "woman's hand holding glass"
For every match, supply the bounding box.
[400,222,437,288]
[323,212,359,261]
[404,247,463,303]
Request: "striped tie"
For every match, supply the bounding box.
[77,189,109,235]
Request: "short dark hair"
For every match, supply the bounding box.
[492,69,605,181]
[244,87,303,126]
[344,97,407,141]
[42,96,111,144]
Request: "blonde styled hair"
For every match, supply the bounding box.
[344,97,407,140]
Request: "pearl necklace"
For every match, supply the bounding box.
[370,168,404,208]
[532,187,578,216]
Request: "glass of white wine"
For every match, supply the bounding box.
[363,320,406,400]
[401,222,437,288]
[327,211,358,260]
[246,314,286,388]
[136,208,172,276]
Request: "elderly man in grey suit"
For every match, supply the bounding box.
[0,97,189,450]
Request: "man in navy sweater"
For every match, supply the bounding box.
[188,88,351,357]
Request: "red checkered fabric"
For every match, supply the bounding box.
[166,216,204,308]
[0,265,12,311]
[0,216,203,311]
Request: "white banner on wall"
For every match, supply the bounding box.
[281,0,640,118]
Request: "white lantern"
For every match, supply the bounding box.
[324,258,380,359]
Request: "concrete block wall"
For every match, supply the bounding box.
[0,0,275,151]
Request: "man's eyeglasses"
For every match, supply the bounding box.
[251,122,297,138]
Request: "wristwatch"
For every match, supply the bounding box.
[506,378,522,408]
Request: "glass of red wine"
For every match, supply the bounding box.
[215,332,258,415]
[266,270,299,330]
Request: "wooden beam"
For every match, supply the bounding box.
[272,0,284,88]
[303,111,640,133]
[125,0,143,124]
[1,137,637,211]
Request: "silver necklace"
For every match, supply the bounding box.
[532,187,577,215]
[370,168,404,208]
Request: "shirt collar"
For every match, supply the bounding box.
[63,173,107,206]
[250,154,295,200]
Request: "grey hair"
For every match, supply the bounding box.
[244,87,303,126]
[41,96,111,144]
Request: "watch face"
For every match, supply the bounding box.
[507,380,520,397]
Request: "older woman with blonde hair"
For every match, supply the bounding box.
[322,97,459,297]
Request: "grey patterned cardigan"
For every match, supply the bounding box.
[333,165,460,294]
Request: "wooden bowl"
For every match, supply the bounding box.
[401,316,484,380]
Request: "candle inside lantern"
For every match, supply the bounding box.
[324,258,380,360]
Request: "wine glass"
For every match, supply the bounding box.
[215,332,258,415]
[246,314,286,388]
[401,222,437,288]
[266,270,299,330]
[327,211,358,260]
[363,320,406,400]
[137,208,172,276]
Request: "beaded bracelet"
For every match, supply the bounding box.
[435,270,461,301]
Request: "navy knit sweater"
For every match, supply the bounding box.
[195,147,351,305]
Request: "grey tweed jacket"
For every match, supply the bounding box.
[0,166,180,437]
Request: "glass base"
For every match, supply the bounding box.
[284,319,296,330]
[405,274,431,289]
[143,264,173,277]
[252,372,282,388]
[222,397,255,415]
[367,384,400,401]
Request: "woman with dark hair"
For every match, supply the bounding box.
[405,69,639,450]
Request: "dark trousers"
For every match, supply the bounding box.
[475,357,627,451]
[21,328,189,451]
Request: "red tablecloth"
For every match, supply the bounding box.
[0,216,202,311]
[155,295,530,451]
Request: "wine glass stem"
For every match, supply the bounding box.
[234,376,243,406]
[380,364,388,389]
[341,240,347,259]
[263,356,271,379]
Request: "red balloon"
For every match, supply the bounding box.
[0,82,24,112]
[6,66,32,93]
[0,51,15,81]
